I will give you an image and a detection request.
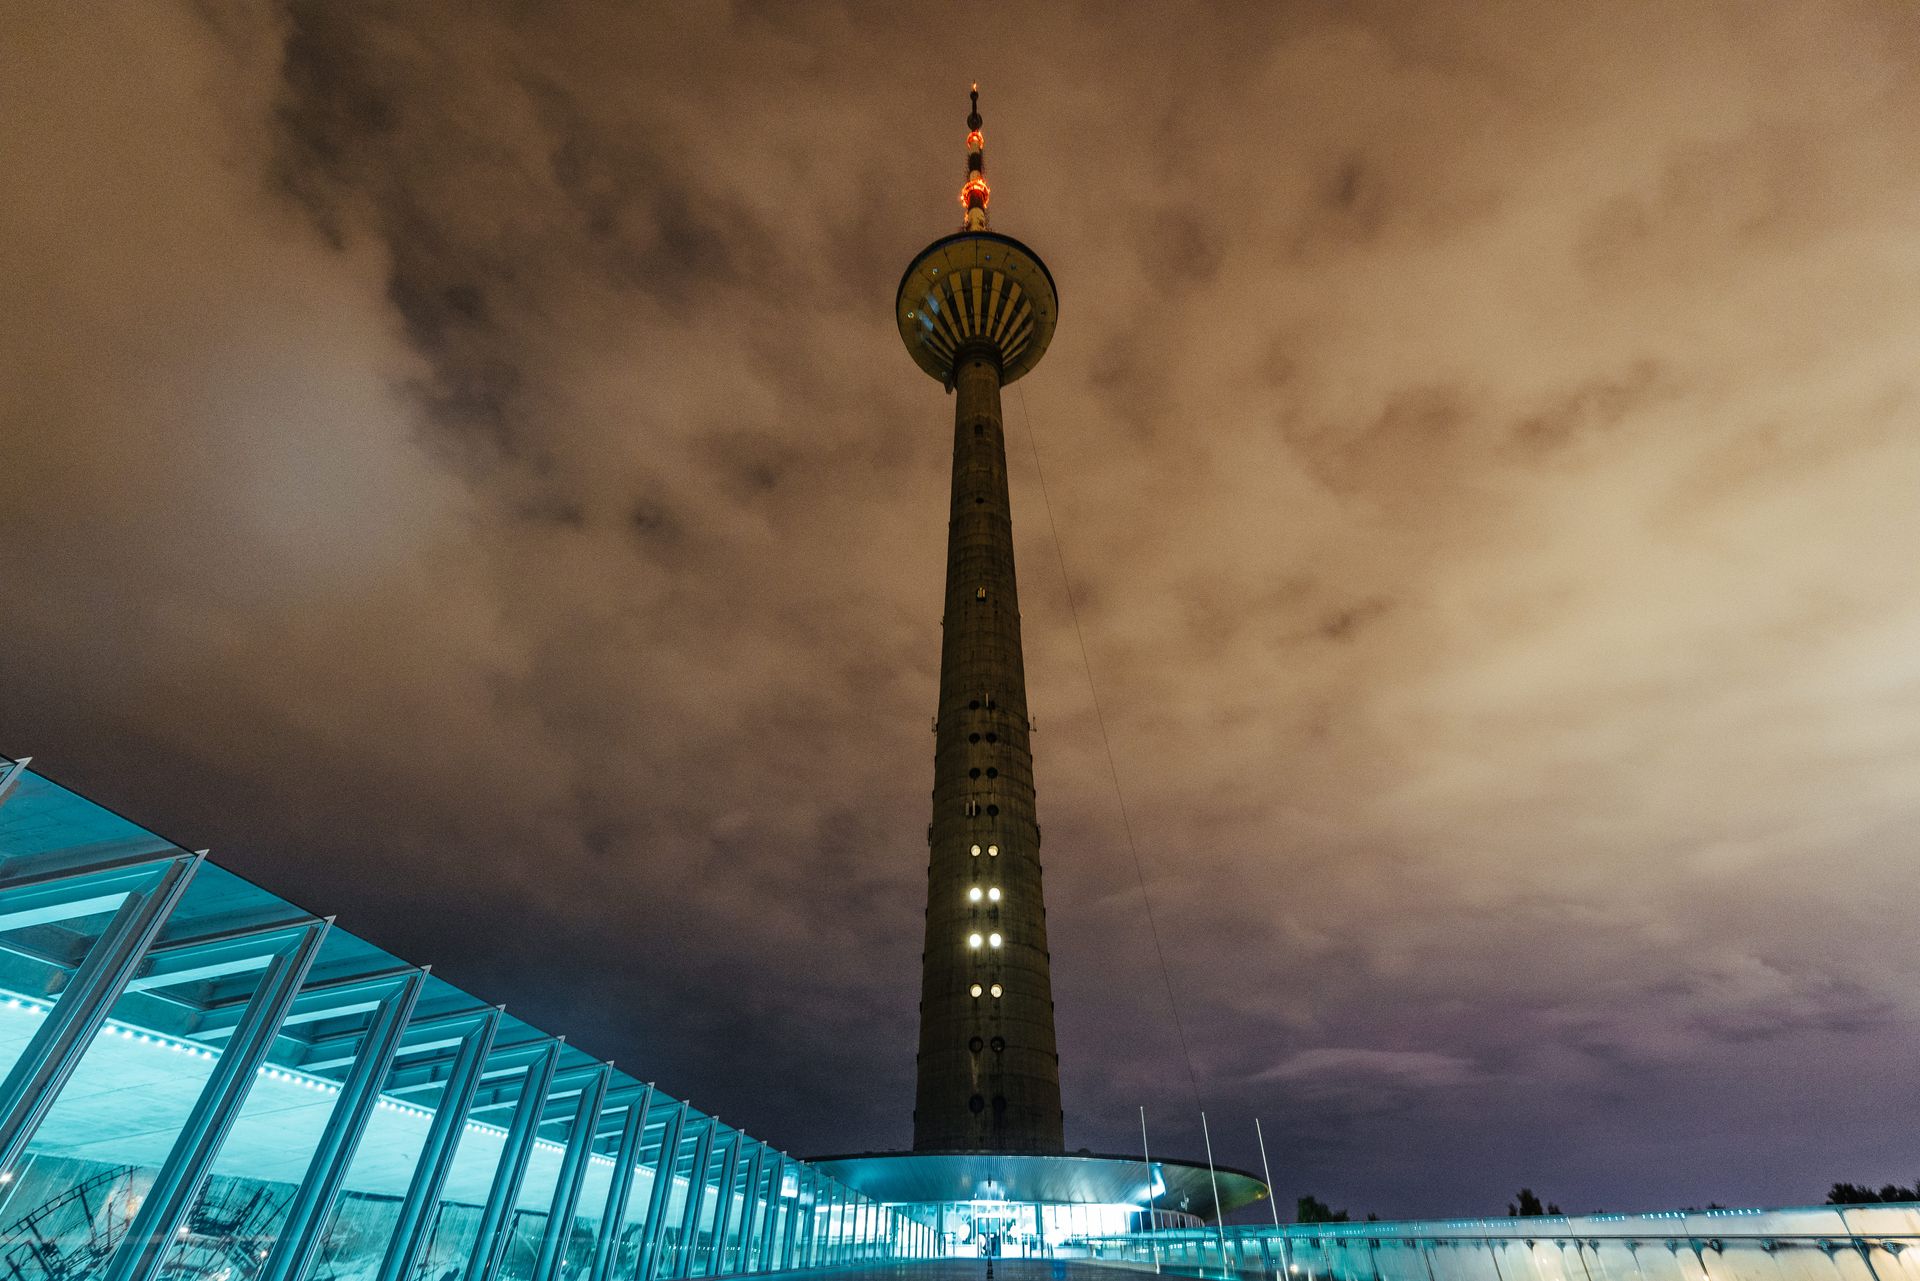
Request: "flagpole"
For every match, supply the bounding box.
[1255,1118,1280,1227]
[1202,1111,1228,1272]
[1140,1106,1160,1273]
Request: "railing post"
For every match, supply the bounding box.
[533,1063,612,1281]
[100,918,329,1281]
[0,852,200,1173]
[377,1010,501,1281]
[674,1123,720,1279]
[464,1041,564,1281]
[262,969,425,1281]
[633,1103,689,1281]
[589,1085,655,1281]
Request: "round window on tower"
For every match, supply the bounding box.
[990,983,1003,998]
[991,1036,1006,1053]
[987,844,999,857]
[969,1094,986,1114]
[987,805,999,817]
[968,886,983,902]
[969,1036,984,1053]
[971,844,982,857]
[968,933,983,949]
[987,887,1001,902]
[988,932,1003,948]
[970,983,982,998]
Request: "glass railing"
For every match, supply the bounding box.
[1083,1204,1920,1281]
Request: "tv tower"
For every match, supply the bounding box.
[896,85,1064,1153]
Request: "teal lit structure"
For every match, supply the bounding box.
[0,756,933,1281]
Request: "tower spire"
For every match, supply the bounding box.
[961,82,989,231]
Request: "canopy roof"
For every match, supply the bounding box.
[811,1150,1268,1223]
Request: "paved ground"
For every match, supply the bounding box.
[733,1262,1158,1281]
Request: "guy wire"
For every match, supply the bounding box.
[1013,380,1204,1117]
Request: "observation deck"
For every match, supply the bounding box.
[896,232,1058,387]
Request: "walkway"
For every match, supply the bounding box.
[732,1263,1154,1281]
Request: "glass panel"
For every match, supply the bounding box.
[0,987,221,1278]
[309,1090,434,1280]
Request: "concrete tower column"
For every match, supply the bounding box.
[897,87,1064,1155]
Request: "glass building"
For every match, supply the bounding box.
[0,756,934,1281]
[811,1149,1264,1260]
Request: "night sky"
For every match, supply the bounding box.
[7,1,1920,1223]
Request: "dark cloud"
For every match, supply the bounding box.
[6,0,1920,1225]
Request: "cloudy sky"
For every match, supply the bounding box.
[7,0,1920,1220]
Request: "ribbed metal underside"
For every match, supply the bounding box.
[897,231,1057,386]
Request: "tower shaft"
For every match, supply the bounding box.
[913,345,1064,1153]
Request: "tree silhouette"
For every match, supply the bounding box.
[1296,1196,1351,1224]
[1828,1182,1920,1205]
[1507,1189,1561,1217]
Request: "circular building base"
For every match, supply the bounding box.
[810,1149,1268,1250]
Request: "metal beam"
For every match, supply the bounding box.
[0,838,191,895]
[261,969,424,1281]
[0,889,126,933]
[193,965,415,1038]
[748,1160,779,1275]
[532,1063,611,1281]
[0,852,201,1174]
[733,1143,767,1274]
[377,1009,501,1281]
[297,1004,493,1071]
[0,758,29,814]
[671,1120,720,1280]
[778,1167,803,1270]
[99,918,330,1281]
[705,1136,743,1279]
[799,1175,823,1269]
[464,1038,562,1281]
[124,916,317,993]
[588,1084,654,1281]
[391,1037,566,1100]
[633,1103,689,1281]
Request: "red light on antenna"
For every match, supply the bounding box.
[967,131,984,152]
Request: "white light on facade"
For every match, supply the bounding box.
[987,844,999,856]
[971,844,982,857]
[970,984,983,997]
[987,887,1001,902]
[968,887,983,902]
[988,932,1002,948]
[968,933,983,949]
[990,984,1003,997]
